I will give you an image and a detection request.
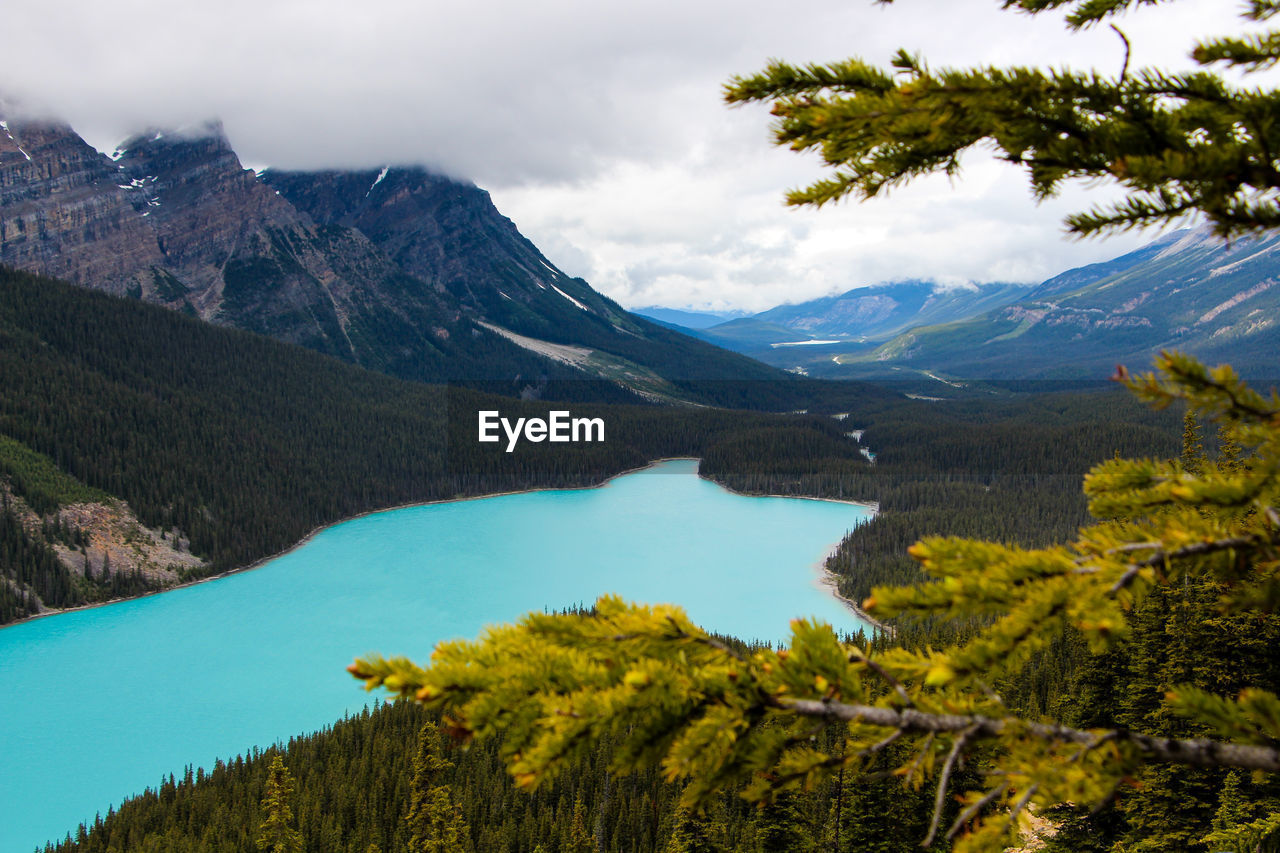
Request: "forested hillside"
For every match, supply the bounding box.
[700,387,1181,608]
[0,266,882,626]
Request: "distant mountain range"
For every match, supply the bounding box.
[654,230,1279,381]
[0,115,786,404]
[6,110,1273,392]
[846,228,1280,380]
[631,307,747,330]
[658,280,1034,373]
[754,280,1034,342]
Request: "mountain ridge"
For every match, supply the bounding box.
[659,279,1033,374]
[0,113,790,401]
[655,227,1280,381]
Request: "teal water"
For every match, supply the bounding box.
[0,460,872,852]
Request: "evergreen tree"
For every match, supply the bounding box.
[1181,410,1205,475]
[752,791,812,853]
[256,755,303,853]
[566,796,593,853]
[1220,422,1246,475]
[664,802,724,853]
[827,746,936,853]
[406,722,469,853]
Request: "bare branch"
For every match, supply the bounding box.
[1068,729,1121,763]
[858,727,905,759]
[924,724,979,847]
[1111,25,1132,83]
[1107,535,1259,594]
[778,699,1280,773]
[946,781,1011,842]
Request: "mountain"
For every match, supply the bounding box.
[0,114,788,403]
[839,228,1280,379]
[657,280,1031,374]
[692,317,813,348]
[752,280,1033,341]
[631,307,746,329]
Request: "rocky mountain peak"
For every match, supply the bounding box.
[0,117,164,292]
[261,164,619,324]
[0,113,784,396]
[114,120,300,232]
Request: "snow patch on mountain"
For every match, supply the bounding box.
[366,166,389,198]
[551,283,589,311]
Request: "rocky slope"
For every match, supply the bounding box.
[0,117,165,290]
[7,485,204,592]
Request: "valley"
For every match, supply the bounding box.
[2,29,1277,847]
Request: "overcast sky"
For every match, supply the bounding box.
[1,0,1254,311]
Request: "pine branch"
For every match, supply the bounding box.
[848,646,914,706]
[1068,534,1264,593]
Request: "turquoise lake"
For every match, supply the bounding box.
[0,460,872,852]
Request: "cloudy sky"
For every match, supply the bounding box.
[2,0,1253,312]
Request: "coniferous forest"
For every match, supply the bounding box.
[0,266,887,625]
[44,695,954,853]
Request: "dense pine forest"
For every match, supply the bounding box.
[0,267,883,625]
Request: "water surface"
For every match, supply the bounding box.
[0,460,871,852]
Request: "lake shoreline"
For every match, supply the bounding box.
[3,457,881,632]
[0,458,694,630]
[816,556,895,637]
[711,484,886,633]
[3,454,886,853]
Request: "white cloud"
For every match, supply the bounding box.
[0,0,1248,310]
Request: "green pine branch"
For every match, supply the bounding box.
[724,4,1280,237]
